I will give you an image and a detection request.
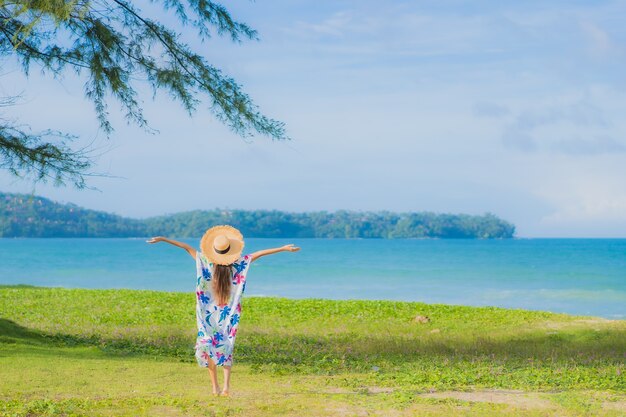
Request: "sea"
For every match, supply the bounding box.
[1,238,625,319]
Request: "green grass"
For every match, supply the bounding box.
[1,286,625,416]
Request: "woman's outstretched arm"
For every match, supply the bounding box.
[147,236,197,260]
[250,244,300,263]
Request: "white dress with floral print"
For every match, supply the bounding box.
[194,252,251,367]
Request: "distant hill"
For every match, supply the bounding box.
[0,192,515,238]
[0,193,145,237]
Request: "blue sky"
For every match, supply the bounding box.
[2,0,626,237]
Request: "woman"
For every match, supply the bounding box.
[147,225,300,396]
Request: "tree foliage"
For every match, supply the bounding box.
[0,191,145,236]
[0,0,286,187]
[0,192,516,238]
[145,210,515,239]
[0,95,91,187]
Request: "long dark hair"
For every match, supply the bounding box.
[212,264,233,306]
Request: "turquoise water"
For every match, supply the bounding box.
[1,238,625,319]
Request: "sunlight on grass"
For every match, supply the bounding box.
[1,287,624,416]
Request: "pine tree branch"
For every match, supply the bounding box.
[0,0,288,188]
[0,123,91,188]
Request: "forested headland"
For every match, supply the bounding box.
[0,192,515,238]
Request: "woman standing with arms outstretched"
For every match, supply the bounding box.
[147,225,300,396]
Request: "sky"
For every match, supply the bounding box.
[2,0,626,237]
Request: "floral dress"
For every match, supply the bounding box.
[194,252,251,367]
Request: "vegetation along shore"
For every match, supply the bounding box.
[1,286,624,416]
[0,192,515,238]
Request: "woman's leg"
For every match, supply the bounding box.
[221,366,232,396]
[207,360,220,395]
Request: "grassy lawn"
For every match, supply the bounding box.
[1,285,625,416]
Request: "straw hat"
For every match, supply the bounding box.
[200,225,244,265]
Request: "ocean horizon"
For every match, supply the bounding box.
[1,237,625,319]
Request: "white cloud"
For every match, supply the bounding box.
[579,20,621,57]
[290,11,355,38]
[537,171,626,235]
[500,92,625,155]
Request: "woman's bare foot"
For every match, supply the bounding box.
[220,390,230,397]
